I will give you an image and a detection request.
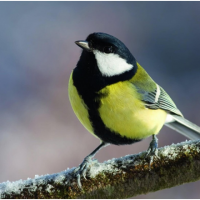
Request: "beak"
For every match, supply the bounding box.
[75,40,92,51]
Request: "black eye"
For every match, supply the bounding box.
[103,46,113,54]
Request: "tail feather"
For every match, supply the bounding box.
[165,114,200,140]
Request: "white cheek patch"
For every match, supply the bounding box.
[93,50,133,77]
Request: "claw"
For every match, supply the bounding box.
[77,174,82,189]
[74,156,93,189]
[74,142,108,189]
[82,168,87,180]
[145,134,159,169]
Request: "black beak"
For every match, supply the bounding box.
[75,40,91,52]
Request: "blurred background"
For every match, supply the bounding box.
[0,1,200,198]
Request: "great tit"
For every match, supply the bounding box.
[68,32,200,188]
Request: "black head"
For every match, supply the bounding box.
[75,32,136,77]
[74,32,137,92]
[85,32,135,64]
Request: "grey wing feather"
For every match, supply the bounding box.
[139,85,183,116]
[165,114,200,140]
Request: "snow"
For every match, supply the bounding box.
[0,168,75,198]
[46,184,54,193]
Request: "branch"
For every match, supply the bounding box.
[1,140,200,199]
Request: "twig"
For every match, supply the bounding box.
[1,140,200,198]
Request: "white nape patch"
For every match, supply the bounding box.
[155,84,160,103]
[93,50,133,77]
[165,113,175,123]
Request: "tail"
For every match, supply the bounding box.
[165,114,200,140]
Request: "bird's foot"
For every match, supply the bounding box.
[74,142,108,189]
[74,156,94,189]
[145,134,159,169]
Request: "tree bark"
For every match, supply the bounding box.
[1,140,200,199]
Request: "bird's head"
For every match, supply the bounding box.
[75,32,136,77]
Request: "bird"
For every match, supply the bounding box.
[68,32,200,188]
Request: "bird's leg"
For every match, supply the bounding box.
[145,134,159,168]
[74,141,109,189]
[146,134,158,156]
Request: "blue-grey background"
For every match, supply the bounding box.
[0,2,200,198]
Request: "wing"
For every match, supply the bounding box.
[129,62,183,117]
[137,84,183,117]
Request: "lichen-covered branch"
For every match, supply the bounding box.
[1,140,200,199]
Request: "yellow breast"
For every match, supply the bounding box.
[98,81,167,140]
[68,72,95,136]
